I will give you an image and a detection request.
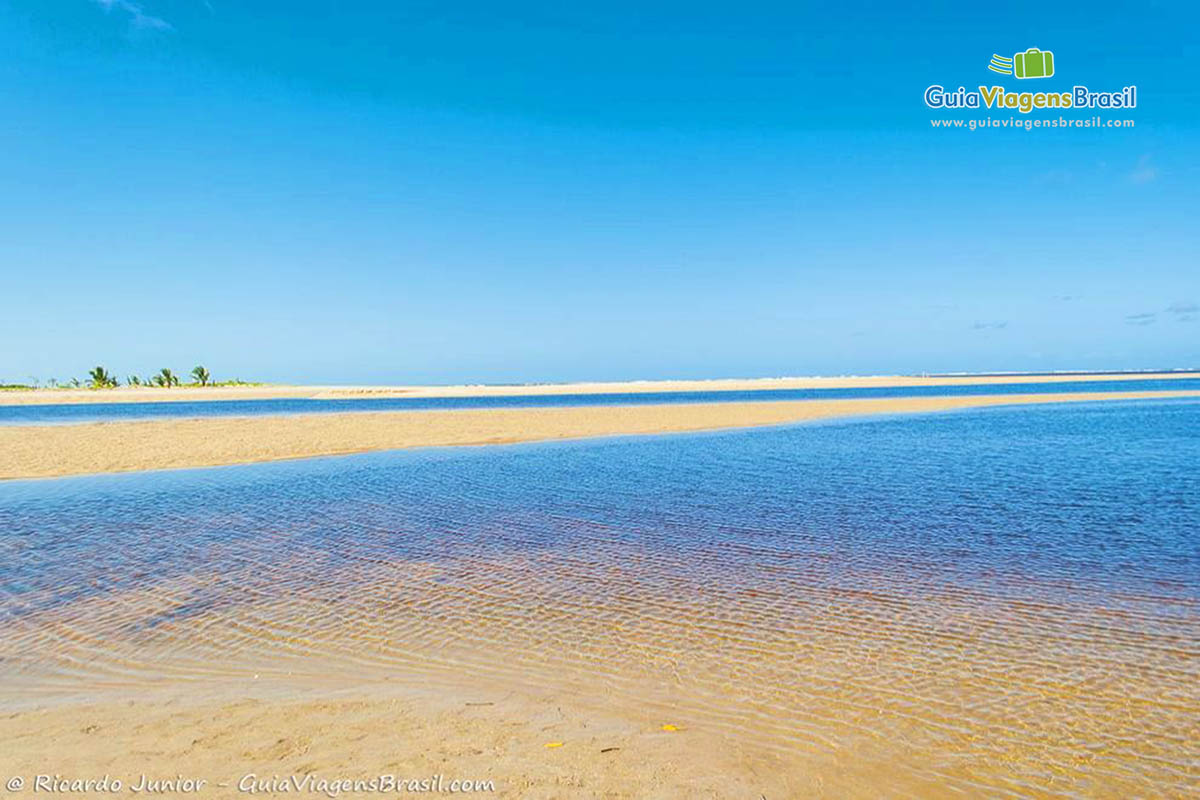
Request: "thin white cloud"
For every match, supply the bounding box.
[91,0,173,32]
[1165,303,1197,323]
[1034,168,1073,186]
[1129,154,1158,185]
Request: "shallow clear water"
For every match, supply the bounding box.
[4,376,1200,425]
[1,399,1198,795]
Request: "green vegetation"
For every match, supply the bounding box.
[10,365,263,391]
[153,368,180,388]
[88,366,118,389]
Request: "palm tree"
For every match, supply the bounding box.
[154,368,179,388]
[191,365,211,386]
[88,366,117,389]
[127,375,141,386]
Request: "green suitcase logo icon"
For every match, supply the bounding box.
[1013,48,1054,79]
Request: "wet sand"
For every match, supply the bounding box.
[3,390,1199,480]
[0,683,801,799]
[3,512,1193,798]
[2,370,1196,405]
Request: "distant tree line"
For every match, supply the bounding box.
[86,365,206,388]
[1,366,259,391]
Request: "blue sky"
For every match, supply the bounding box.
[0,1,1196,384]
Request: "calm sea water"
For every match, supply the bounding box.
[1,398,1197,795]
[3,376,1199,425]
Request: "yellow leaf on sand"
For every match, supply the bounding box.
[661,724,679,732]
[544,742,564,748]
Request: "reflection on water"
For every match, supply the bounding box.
[1,400,1198,796]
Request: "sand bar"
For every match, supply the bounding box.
[1,370,1196,405]
[3,390,1198,480]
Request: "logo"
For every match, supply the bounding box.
[988,54,1013,75]
[924,46,1136,114]
[989,48,1055,79]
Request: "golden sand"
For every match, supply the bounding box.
[1,650,831,800]
[0,686,806,799]
[3,389,1199,480]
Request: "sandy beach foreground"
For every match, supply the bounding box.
[4,389,1198,480]
[0,683,799,799]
